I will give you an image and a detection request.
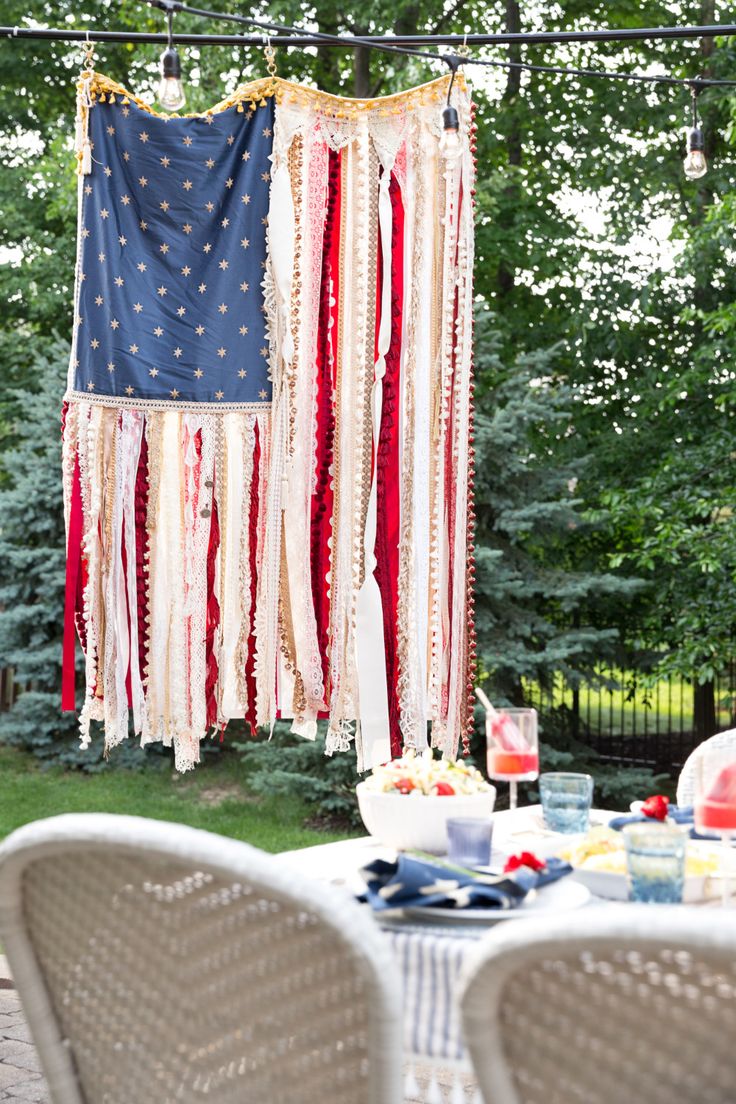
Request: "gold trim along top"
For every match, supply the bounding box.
[82,70,467,122]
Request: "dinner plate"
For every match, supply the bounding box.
[400,876,591,925]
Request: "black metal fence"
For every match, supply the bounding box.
[526,663,736,774]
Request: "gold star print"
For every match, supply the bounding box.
[176,306,186,317]
[221,218,230,228]
[242,150,250,161]
[110,319,120,330]
[205,201,215,212]
[82,227,90,239]
[137,262,147,272]
[160,201,170,212]
[225,178,233,189]
[182,179,193,191]
[260,347,268,358]
[76,315,83,326]
[114,276,125,287]
[106,125,115,136]
[182,136,193,146]
[139,177,148,188]
[140,220,148,230]
[80,272,87,282]
[239,281,249,292]
[90,338,100,349]
[259,389,268,399]
[203,243,212,253]
[227,134,235,146]
[160,156,171,168]
[261,216,268,226]
[198,283,207,294]
[181,266,191,276]
[153,326,164,337]
[133,303,143,313]
[173,347,183,358]
[205,116,214,125]
[194,368,204,378]
[217,347,226,358]
[170,388,180,398]
[157,286,167,297]
[121,195,131,205]
[129,343,139,354]
[100,208,109,219]
[98,252,106,262]
[87,381,95,391]
[239,325,248,335]
[118,235,127,246]
[218,303,228,315]
[182,224,193,235]
[238,369,247,378]
[241,194,251,205]
[107,362,115,372]
[215,390,224,400]
[84,184,92,196]
[205,159,215,169]
[139,131,149,143]
[219,259,229,271]
[240,238,249,249]
[261,171,271,182]
[149,368,159,377]
[262,127,272,138]
[104,166,112,178]
[125,386,135,396]
[160,243,170,254]
[95,295,103,306]
[122,105,130,116]
[123,151,130,161]
[195,325,205,336]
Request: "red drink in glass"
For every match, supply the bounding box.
[486,748,539,782]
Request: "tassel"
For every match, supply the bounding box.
[404,1065,421,1101]
[81,138,92,175]
[427,1073,444,1104]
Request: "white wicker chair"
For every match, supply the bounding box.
[459,906,736,1104]
[677,728,736,806]
[0,813,402,1104]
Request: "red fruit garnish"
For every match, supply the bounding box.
[641,794,670,821]
[432,781,456,796]
[394,777,416,795]
[504,851,546,874]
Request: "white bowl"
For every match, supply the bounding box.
[356,781,496,854]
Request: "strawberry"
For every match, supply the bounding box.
[431,781,456,796]
[641,794,669,821]
[394,777,416,795]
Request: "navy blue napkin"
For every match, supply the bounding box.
[608,805,718,840]
[360,853,572,912]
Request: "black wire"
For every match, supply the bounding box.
[161,1,736,90]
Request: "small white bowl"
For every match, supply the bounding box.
[356,782,496,854]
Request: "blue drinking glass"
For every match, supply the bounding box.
[539,772,594,834]
[623,823,686,904]
[446,817,494,868]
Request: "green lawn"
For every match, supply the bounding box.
[0,746,357,851]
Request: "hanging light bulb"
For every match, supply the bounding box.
[157,10,185,111]
[683,84,707,181]
[440,59,463,160]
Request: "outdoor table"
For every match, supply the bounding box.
[279,806,720,1104]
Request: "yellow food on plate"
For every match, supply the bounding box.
[559,825,722,877]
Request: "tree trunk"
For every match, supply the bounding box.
[354,45,371,98]
[497,0,522,299]
[693,680,716,741]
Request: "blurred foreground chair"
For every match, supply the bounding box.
[459,907,736,1104]
[0,814,402,1104]
[677,728,736,807]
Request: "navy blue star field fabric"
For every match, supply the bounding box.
[71,94,275,407]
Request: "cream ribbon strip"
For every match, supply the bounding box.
[355,166,394,770]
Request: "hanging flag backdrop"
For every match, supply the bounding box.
[62,68,476,772]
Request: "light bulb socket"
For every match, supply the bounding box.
[161,45,181,79]
[442,104,459,132]
[686,125,705,153]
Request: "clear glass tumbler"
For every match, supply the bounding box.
[623,822,687,904]
[446,817,493,868]
[539,772,593,834]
